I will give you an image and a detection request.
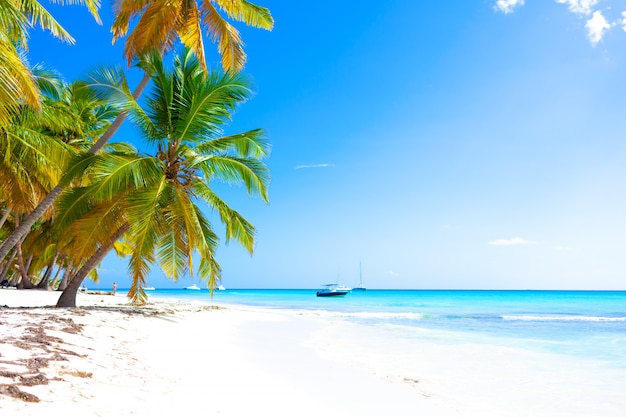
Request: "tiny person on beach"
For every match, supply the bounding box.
[113,282,117,296]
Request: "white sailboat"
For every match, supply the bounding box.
[353,261,366,291]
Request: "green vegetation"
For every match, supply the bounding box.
[0,0,273,307]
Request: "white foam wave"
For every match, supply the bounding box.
[502,315,626,322]
[314,311,427,320]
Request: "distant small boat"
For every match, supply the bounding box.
[185,284,201,290]
[216,285,226,291]
[316,284,350,297]
[353,261,366,291]
[144,286,155,291]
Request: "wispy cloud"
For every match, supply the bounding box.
[386,270,400,277]
[622,11,626,32]
[494,0,525,14]
[586,10,611,45]
[488,237,537,246]
[294,163,334,170]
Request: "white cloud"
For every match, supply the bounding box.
[586,11,611,45]
[494,0,525,14]
[621,11,626,32]
[556,0,598,15]
[386,270,400,277]
[488,237,537,246]
[294,163,333,170]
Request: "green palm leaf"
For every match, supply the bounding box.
[20,0,75,43]
[80,66,138,113]
[196,128,269,158]
[192,179,255,252]
[197,154,269,201]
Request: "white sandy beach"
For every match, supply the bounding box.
[1,289,624,417]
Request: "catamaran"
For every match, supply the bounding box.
[184,284,201,290]
[316,284,350,297]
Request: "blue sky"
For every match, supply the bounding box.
[28,0,626,290]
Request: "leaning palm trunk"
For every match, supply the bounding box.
[57,258,73,291]
[36,266,52,289]
[16,242,33,289]
[51,254,65,289]
[0,74,151,265]
[0,249,16,282]
[0,208,10,229]
[36,250,59,289]
[14,217,34,289]
[56,224,129,307]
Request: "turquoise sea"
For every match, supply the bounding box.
[146,289,626,369]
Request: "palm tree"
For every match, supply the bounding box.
[55,48,269,307]
[0,70,77,261]
[0,0,273,264]
[0,0,101,124]
[0,76,119,288]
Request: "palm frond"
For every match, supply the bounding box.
[119,1,180,66]
[174,68,254,143]
[213,0,273,30]
[55,153,162,230]
[193,179,255,252]
[89,153,165,202]
[31,64,64,99]
[127,252,150,304]
[111,0,151,40]
[113,239,133,257]
[126,178,169,305]
[197,154,269,201]
[63,195,127,263]
[178,1,207,69]
[0,0,28,44]
[202,1,245,73]
[80,65,137,112]
[196,128,269,158]
[20,0,75,44]
[195,224,221,289]
[155,194,190,280]
[0,38,40,114]
[47,0,102,25]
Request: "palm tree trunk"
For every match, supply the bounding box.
[0,72,152,265]
[14,217,34,289]
[0,249,16,282]
[0,207,10,229]
[0,185,64,265]
[36,250,59,289]
[36,265,52,289]
[57,258,73,291]
[25,253,33,273]
[16,242,33,289]
[51,255,65,289]
[56,224,130,308]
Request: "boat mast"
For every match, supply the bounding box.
[359,260,363,286]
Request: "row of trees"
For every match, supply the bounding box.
[0,0,274,307]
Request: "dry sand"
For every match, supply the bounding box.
[1,289,624,416]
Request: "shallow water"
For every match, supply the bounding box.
[148,289,626,368]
